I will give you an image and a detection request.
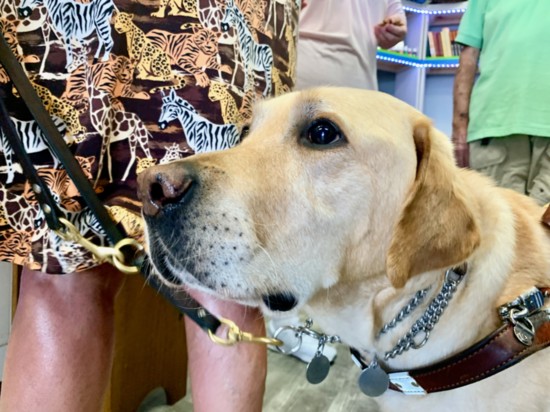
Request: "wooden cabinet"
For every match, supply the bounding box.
[103,274,188,412]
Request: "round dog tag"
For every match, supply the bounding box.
[306,354,330,384]
[358,366,390,397]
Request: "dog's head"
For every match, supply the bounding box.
[137,88,479,314]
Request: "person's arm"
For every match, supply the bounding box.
[374,14,407,50]
[452,45,479,168]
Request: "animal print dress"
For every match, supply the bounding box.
[0,0,298,274]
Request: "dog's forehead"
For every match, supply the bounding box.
[253,88,348,124]
[253,88,416,133]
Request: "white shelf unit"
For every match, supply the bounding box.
[377,1,468,118]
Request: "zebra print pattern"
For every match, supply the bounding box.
[17,0,115,70]
[0,116,66,184]
[158,89,241,153]
[221,0,274,96]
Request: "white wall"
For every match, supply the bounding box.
[0,262,13,380]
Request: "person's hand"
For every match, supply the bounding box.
[374,15,407,50]
[451,123,469,168]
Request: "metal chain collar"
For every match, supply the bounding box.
[382,268,465,361]
[378,287,432,336]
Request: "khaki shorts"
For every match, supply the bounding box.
[469,134,550,205]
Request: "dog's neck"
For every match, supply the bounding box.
[304,264,504,371]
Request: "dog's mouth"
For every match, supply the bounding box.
[262,292,298,312]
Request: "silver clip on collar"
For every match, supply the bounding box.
[498,287,547,346]
[272,318,341,355]
[273,318,341,385]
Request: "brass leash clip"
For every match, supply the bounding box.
[55,217,143,275]
[208,317,283,347]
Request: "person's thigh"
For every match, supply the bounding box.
[469,135,530,195]
[527,136,550,205]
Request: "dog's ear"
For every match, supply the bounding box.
[386,118,480,288]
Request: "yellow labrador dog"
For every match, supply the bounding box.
[138,88,550,412]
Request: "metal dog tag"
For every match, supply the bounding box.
[306,354,330,384]
[358,365,390,397]
[513,318,535,346]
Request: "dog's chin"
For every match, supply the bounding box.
[261,292,298,312]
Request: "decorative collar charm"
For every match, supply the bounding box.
[273,318,341,384]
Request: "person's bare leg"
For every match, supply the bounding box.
[185,289,266,412]
[0,264,124,412]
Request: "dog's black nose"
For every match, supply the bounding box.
[137,163,195,217]
[262,293,298,312]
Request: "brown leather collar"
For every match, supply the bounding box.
[352,287,550,395]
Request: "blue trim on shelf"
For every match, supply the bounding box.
[402,0,467,15]
[377,50,459,69]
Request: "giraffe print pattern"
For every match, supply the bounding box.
[0,0,298,274]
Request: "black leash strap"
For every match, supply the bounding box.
[0,97,64,230]
[0,34,123,246]
[0,33,221,334]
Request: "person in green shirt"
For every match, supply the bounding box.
[452,0,550,205]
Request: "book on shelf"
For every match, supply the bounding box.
[426,27,463,58]
[440,27,452,57]
[427,31,436,58]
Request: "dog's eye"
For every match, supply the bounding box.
[306,119,343,146]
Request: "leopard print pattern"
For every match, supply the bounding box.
[284,20,296,81]
[113,12,186,93]
[208,80,242,124]
[13,79,86,143]
[151,0,197,18]
[135,156,158,174]
[272,66,290,96]
[147,24,231,88]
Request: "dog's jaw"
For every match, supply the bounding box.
[143,192,322,310]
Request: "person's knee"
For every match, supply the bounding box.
[19,263,125,309]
